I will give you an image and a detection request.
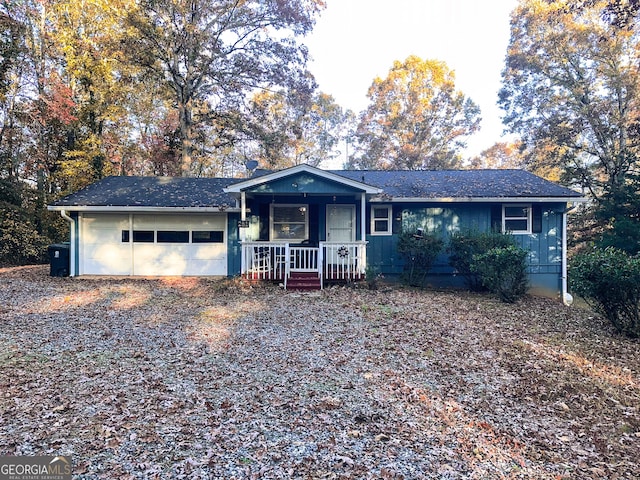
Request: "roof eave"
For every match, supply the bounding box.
[372,196,587,203]
[47,205,240,213]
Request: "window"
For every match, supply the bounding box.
[371,205,392,235]
[125,229,224,243]
[192,231,224,243]
[503,205,531,234]
[157,230,189,243]
[271,204,308,241]
[133,230,154,242]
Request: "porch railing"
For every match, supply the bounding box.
[289,245,320,272]
[241,241,288,281]
[241,241,367,288]
[320,241,367,284]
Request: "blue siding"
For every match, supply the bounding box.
[247,173,363,195]
[367,202,567,296]
[400,204,491,233]
[227,199,567,296]
[366,234,402,275]
[514,206,564,294]
[227,213,241,276]
[243,196,362,243]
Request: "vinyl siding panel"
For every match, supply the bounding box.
[367,202,567,295]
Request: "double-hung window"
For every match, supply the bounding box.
[270,204,308,241]
[371,205,392,235]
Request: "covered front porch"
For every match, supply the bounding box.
[241,240,367,289]
[223,165,383,289]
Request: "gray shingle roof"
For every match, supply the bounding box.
[50,169,582,209]
[51,176,237,208]
[332,169,582,199]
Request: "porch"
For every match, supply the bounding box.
[241,241,367,289]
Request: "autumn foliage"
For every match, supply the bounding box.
[351,56,481,170]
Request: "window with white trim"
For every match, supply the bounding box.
[503,204,532,234]
[270,204,309,241]
[371,205,392,235]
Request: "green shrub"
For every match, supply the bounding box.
[570,247,640,338]
[449,230,516,290]
[599,217,640,255]
[0,208,50,266]
[397,230,444,287]
[365,264,383,290]
[471,245,529,303]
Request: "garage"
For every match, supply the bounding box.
[80,213,228,276]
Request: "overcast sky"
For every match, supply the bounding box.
[303,0,519,166]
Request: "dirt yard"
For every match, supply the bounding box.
[0,266,638,479]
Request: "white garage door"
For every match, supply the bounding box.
[80,214,132,275]
[80,213,228,276]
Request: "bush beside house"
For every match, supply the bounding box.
[471,245,529,304]
[570,247,640,338]
[395,229,529,304]
[397,230,444,288]
[448,230,517,290]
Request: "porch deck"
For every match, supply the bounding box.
[241,241,367,289]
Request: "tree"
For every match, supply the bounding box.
[0,5,26,181]
[246,87,350,169]
[46,0,142,191]
[565,0,640,28]
[0,8,24,103]
[468,142,525,170]
[596,173,640,254]
[126,0,325,176]
[351,55,481,170]
[137,110,182,176]
[500,0,640,244]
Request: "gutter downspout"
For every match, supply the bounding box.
[60,209,76,277]
[562,205,577,306]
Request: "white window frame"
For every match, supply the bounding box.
[270,203,309,241]
[370,205,392,236]
[502,204,532,234]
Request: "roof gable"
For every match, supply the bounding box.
[242,171,370,195]
[224,164,382,195]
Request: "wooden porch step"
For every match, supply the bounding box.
[287,272,321,291]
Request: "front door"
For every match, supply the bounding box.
[327,205,355,243]
[324,205,356,271]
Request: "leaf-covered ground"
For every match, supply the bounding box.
[0,266,638,479]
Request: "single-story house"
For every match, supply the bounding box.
[48,164,584,300]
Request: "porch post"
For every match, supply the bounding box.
[360,193,366,242]
[240,191,247,242]
[360,192,367,274]
[240,191,247,275]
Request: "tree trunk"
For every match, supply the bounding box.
[179,100,193,176]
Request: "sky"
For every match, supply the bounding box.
[303,0,519,166]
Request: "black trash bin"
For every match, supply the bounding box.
[48,243,70,277]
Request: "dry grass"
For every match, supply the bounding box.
[0,266,638,479]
